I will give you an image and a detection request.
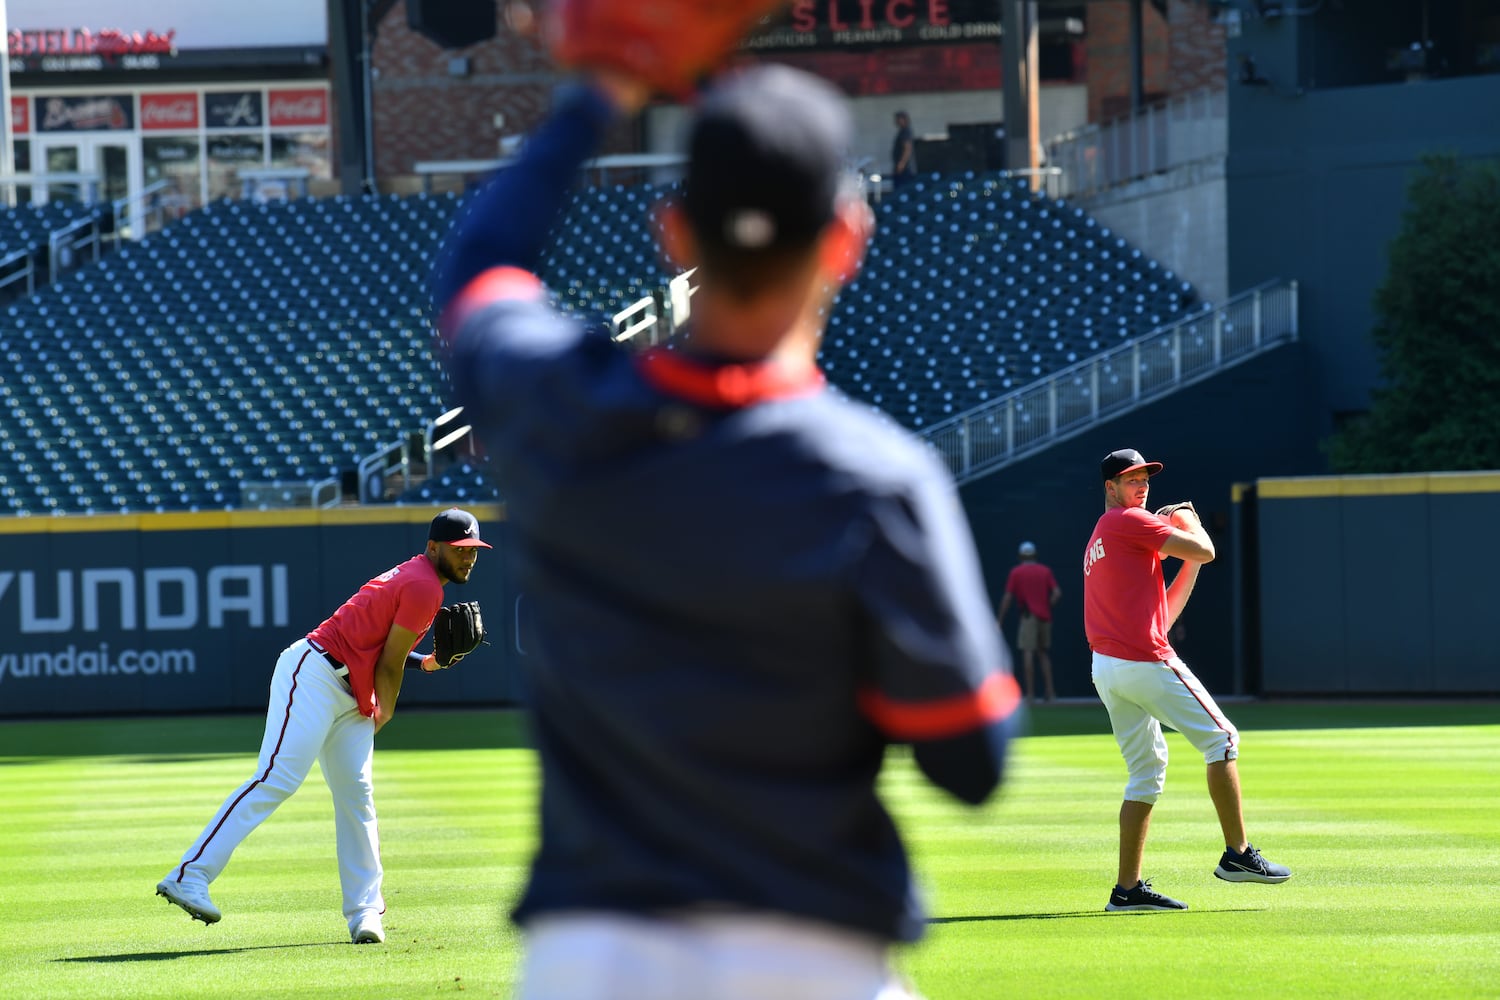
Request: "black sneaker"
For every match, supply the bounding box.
[1214,844,1293,883]
[1105,879,1189,912]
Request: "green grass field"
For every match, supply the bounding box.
[2,702,1496,999]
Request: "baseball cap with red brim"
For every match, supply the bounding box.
[429,508,493,549]
[1100,448,1164,481]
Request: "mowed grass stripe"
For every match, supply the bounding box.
[2,709,1498,999]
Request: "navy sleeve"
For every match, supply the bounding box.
[852,454,1021,805]
[430,82,620,317]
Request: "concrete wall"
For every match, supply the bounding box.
[1226,20,1500,423]
[1082,158,1228,304]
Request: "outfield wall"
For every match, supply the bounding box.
[0,506,523,719]
[1248,472,1500,695]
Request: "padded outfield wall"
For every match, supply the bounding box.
[0,506,522,719]
[1244,472,1500,695]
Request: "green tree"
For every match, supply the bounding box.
[1327,154,1500,473]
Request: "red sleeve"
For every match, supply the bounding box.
[392,570,444,639]
[1119,506,1176,552]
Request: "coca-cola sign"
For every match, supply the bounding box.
[37,94,133,132]
[141,92,200,130]
[268,88,328,128]
[205,90,263,129]
[10,96,28,135]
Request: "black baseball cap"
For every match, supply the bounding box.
[1100,448,1164,481]
[429,508,493,549]
[683,65,852,253]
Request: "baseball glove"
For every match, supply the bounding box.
[432,601,488,668]
[1154,501,1199,522]
[539,0,790,97]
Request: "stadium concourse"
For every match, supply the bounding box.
[0,173,1194,516]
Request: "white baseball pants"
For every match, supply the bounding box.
[165,639,384,934]
[514,911,923,1000]
[1091,652,1240,804]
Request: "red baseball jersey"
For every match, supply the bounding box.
[1083,506,1177,662]
[308,555,445,718]
[1005,562,1058,621]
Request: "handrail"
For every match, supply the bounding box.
[921,280,1299,485]
[357,437,412,503]
[312,476,342,509]
[0,247,36,298]
[1044,87,1227,199]
[109,178,170,243]
[47,215,102,276]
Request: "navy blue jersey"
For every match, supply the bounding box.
[433,84,1018,944]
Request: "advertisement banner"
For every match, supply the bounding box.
[35,93,133,131]
[0,510,516,718]
[10,96,28,134]
[268,88,328,128]
[744,0,1002,51]
[141,91,200,131]
[205,90,263,129]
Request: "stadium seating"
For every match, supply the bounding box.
[819,174,1196,429]
[0,170,1195,515]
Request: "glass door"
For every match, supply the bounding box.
[33,136,140,237]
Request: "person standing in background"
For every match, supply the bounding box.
[891,110,917,187]
[996,541,1061,704]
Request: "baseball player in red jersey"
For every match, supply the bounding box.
[156,508,491,943]
[1084,449,1291,911]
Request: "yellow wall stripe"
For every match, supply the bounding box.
[1258,472,1500,499]
[0,503,506,535]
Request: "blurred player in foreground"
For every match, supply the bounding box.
[156,508,491,943]
[1084,449,1291,912]
[429,42,1021,1000]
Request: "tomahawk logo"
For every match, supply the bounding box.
[0,565,290,633]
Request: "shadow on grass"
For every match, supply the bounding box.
[929,908,1266,924]
[55,942,343,963]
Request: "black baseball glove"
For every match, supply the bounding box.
[431,601,488,668]
[1154,501,1198,522]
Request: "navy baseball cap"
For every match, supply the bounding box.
[1100,448,1164,481]
[429,508,493,549]
[683,65,852,253]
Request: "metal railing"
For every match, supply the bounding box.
[48,215,102,277]
[0,247,35,298]
[358,437,414,503]
[108,178,171,246]
[1045,88,1227,199]
[922,280,1299,485]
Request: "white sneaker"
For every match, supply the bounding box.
[351,915,385,944]
[156,878,222,924]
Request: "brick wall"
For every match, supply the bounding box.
[371,3,558,184]
[1086,2,1171,122]
[1167,0,1227,94]
[1083,1,1226,123]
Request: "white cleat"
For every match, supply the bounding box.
[351,915,385,944]
[156,878,222,924]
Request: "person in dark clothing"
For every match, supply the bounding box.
[431,65,1020,1000]
[891,110,917,187]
